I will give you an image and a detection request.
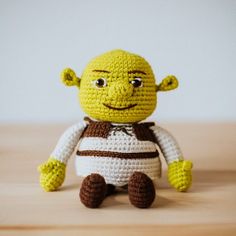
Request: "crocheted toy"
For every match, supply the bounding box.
[38,49,193,208]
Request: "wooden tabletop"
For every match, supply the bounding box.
[0,123,236,236]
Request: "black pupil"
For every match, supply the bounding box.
[96,79,105,87]
[132,79,142,87]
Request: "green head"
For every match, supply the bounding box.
[61,49,178,123]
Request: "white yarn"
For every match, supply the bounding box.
[75,156,161,186]
[51,121,87,164]
[150,125,183,164]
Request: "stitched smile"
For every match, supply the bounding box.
[103,103,137,110]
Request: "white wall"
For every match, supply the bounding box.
[0,0,235,123]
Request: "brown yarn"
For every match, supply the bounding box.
[79,173,107,208]
[76,150,159,159]
[128,70,146,75]
[82,118,111,138]
[128,172,156,208]
[92,69,110,73]
[132,122,157,143]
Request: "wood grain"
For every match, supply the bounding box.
[0,123,236,235]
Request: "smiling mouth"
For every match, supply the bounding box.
[103,103,137,110]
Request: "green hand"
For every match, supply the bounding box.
[168,160,193,192]
[38,158,66,192]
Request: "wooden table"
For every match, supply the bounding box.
[0,123,236,235]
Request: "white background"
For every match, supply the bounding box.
[0,0,235,123]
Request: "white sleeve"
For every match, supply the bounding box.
[150,125,183,164]
[50,121,87,164]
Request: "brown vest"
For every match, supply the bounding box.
[81,117,158,144]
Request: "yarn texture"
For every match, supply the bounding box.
[38,159,66,192]
[168,160,193,192]
[78,49,157,123]
[38,49,193,208]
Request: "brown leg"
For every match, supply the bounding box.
[79,173,107,208]
[128,172,156,208]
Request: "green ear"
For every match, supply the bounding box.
[156,75,179,92]
[61,68,80,87]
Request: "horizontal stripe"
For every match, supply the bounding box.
[76,150,159,159]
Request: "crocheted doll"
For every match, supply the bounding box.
[38,49,193,208]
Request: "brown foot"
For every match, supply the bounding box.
[79,173,107,208]
[128,172,156,208]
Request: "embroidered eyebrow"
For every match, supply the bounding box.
[128,70,146,75]
[92,69,110,73]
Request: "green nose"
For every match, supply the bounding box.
[108,82,133,100]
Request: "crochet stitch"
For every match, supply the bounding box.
[128,172,156,208]
[38,49,193,208]
[80,173,107,208]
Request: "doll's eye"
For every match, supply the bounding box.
[93,78,107,88]
[130,78,143,88]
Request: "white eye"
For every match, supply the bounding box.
[93,78,107,88]
[130,77,143,87]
